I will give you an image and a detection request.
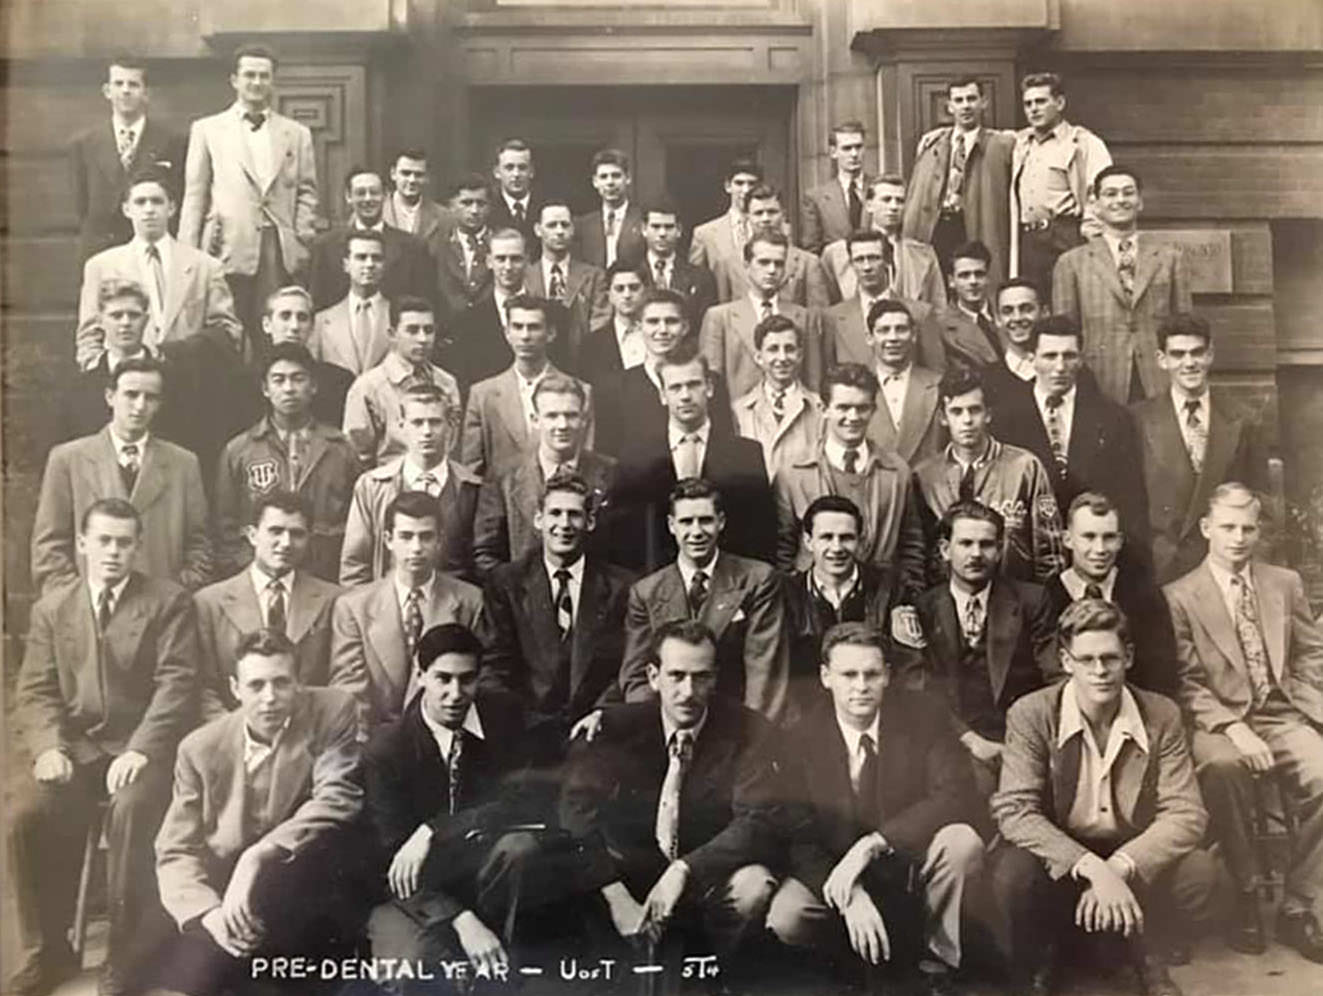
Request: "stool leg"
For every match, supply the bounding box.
[68,814,101,965]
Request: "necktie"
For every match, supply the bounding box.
[462,231,481,281]
[735,216,751,254]
[1229,574,1273,707]
[842,447,860,475]
[549,262,566,301]
[675,433,701,479]
[512,201,526,224]
[117,127,135,169]
[943,131,968,212]
[1044,395,1068,472]
[976,312,1001,356]
[404,587,424,664]
[758,298,774,322]
[656,730,693,860]
[553,568,574,641]
[145,243,166,326]
[411,363,434,388]
[243,110,264,131]
[605,209,617,239]
[771,386,787,424]
[447,730,466,815]
[962,595,985,646]
[119,442,140,493]
[97,586,114,635]
[855,732,879,820]
[1084,582,1104,600]
[654,258,669,290]
[266,579,287,634]
[353,299,373,363]
[419,472,440,498]
[1117,237,1137,303]
[958,462,977,501]
[847,180,864,230]
[688,570,709,617]
[1184,399,1207,474]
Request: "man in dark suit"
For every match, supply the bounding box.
[488,138,543,256]
[1166,483,1323,962]
[800,120,869,255]
[574,148,646,268]
[560,619,786,969]
[618,477,790,722]
[363,624,559,980]
[914,500,1058,800]
[638,200,718,326]
[934,240,1005,368]
[580,259,649,389]
[473,374,616,575]
[383,148,450,250]
[980,277,1042,411]
[434,173,494,322]
[70,55,185,261]
[194,490,341,720]
[526,201,610,367]
[483,472,634,747]
[153,629,363,996]
[768,623,982,995]
[1134,312,1264,584]
[307,166,436,310]
[612,344,773,571]
[994,315,1150,565]
[1046,492,1177,696]
[9,499,197,996]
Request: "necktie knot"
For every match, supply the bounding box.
[842,447,860,474]
[419,472,438,496]
[121,442,139,460]
[1184,399,1201,417]
[243,110,265,131]
[688,569,710,615]
[670,729,693,761]
[268,578,284,596]
[1084,583,1104,600]
[1044,394,1063,411]
[145,244,160,262]
[859,732,876,757]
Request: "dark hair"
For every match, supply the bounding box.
[1021,71,1064,97]
[866,298,913,332]
[994,278,1041,308]
[866,174,907,198]
[606,258,649,283]
[821,362,879,405]
[391,148,428,169]
[1028,314,1082,353]
[495,138,532,159]
[947,76,984,97]
[444,173,491,202]
[724,157,763,183]
[343,228,386,255]
[1058,598,1131,650]
[641,200,682,225]
[639,287,690,317]
[591,148,630,173]
[950,240,992,268]
[502,293,550,324]
[416,623,484,672]
[668,476,724,516]
[537,199,574,223]
[802,494,862,536]
[80,497,141,535]
[845,228,888,256]
[123,165,175,203]
[109,355,165,392]
[108,54,148,81]
[650,618,717,665]
[742,228,790,262]
[342,165,383,195]
[753,313,803,350]
[539,470,596,514]
[97,278,149,312]
[829,120,867,143]
[821,622,886,666]
[235,627,297,664]
[1092,164,1143,198]
[938,364,986,406]
[657,341,710,385]
[390,295,437,328]
[233,44,278,73]
[260,342,315,378]
[249,489,312,528]
[939,499,1006,544]
[1157,312,1212,351]
[745,183,783,208]
[1065,491,1119,529]
[384,490,442,534]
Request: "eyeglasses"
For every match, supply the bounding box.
[1061,648,1128,671]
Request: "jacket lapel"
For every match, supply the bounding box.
[699,557,741,637]
[522,558,562,666]
[834,303,872,366]
[1129,238,1164,305]
[495,369,529,451]
[268,695,317,821]
[658,566,690,619]
[262,115,290,195]
[218,574,265,636]
[132,438,169,511]
[1191,566,1246,672]
[570,564,607,694]
[226,111,262,193]
[733,299,760,365]
[161,247,195,336]
[86,430,130,500]
[986,582,1021,704]
[897,369,939,459]
[1254,567,1289,683]
[1089,239,1129,309]
[218,716,249,851]
[1113,738,1149,830]
[366,582,410,705]
[1052,733,1083,827]
[105,575,150,671]
[95,123,127,184]
[287,573,332,644]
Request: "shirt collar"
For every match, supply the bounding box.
[383,350,429,384]
[646,250,675,270]
[876,361,912,384]
[515,363,550,391]
[823,435,870,473]
[677,550,719,592]
[661,709,708,752]
[1034,382,1076,412]
[131,233,172,255]
[107,426,149,457]
[614,314,638,340]
[946,436,996,471]
[243,714,292,765]
[232,102,270,123]
[810,564,860,605]
[957,300,992,325]
[949,580,989,614]
[1171,387,1210,417]
[835,711,881,759]
[250,562,295,598]
[503,191,529,211]
[88,574,131,611]
[538,447,578,480]
[544,554,585,587]
[419,701,485,750]
[1057,681,1149,755]
[112,113,144,134]
[764,379,802,406]
[668,419,711,451]
[747,290,778,314]
[1206,557,1254,599]
[1006,349,1036,380]
[1032,119,1071,144]
[350,289,385,309]
[402,456,448,492]
[1061,566,1118,602]
[393,571,436,610]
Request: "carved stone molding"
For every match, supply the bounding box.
[275,65,368,224]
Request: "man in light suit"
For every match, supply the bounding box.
[76,168,242,368]
[574,148,646,268]
[638,200,718,327]
[307,165,436,310]
[459,294,594,480]
[688,156,763,303]
[1053,165,1191,404]
[800,120,869,256]
[714,184,833,309]
[194,490,341,720]
[700,230,831,404]
[331,491,486,731]
[434,173,493,322]
[1166,483,1323,963]
[473,375,617,576]
[341,386,479,586]
[903,78,1014,285]
[991,600,1218,996]
[483,473,635,745]
[153,629,363,995]
[309,229,394,376]
[488,138,543,257]
[32,356,212,596]
[618,477,789,721]
[822,176,948,309]
[732,314,825,479]
[526,200,610,366]
[383,148,450,250]
[1134,314,1264,584]
[9,499,197,996]
[178,45,319,351]
[861,298,945,466]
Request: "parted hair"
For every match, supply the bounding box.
[109,355,166,392]
[1021,71,1064,96]
[342,228,385,255]
[384,490,442,534]
[123,165,175,202]
[821,362,879,405]
[939,498,1006,543]
[951,240,992,267]
[264,285,313,316]
[538,470,596,512]
[743,228,790,262]
[938,364,986,406]
[591,148,631,173]
[235,627,298,663]
[1057,598,1132,649]
[342,165,383,195]
[1157,312,1212,350]
[640,287,689,316]
[398,384,457,420]
[417,623,485,671]
[531,373,586,411]
[390,295,437,327]
[81,497,141,535]
[97,278,150,311]
[753,313,803,350]
[802,494,863,536]
[1207,481,1262,518]
[668,476,724,515]
[1092,164,1143,197]
[444,173,491,202]
[233,44,278,73]
[249,489,312,528]
[606,258,649,282]
[866,298,913,331]
[1065,491,1118,529]
[650,618,718,666]
[820,622,887,666]
[1028,314,1082,352]
[994,277,1041,308]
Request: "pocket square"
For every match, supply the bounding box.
[730,607,747,623]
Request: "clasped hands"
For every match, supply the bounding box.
[202,841,284,956]
[602,860,689,947]
[1074,852,1144,938]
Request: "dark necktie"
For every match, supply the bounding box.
[119,442,140,494]
[847,180,864,230]
[447,730,466,815]
[411,363,434,388]
[688,569,709,617]
[1044,394,1067,472]
[771,386,787,424]
[404,588,424,663]
[512,201,526,224]
[976,312,1001,356]
[958,462,977,501]
[267,579,287,634]
[843,447,860,475]
[145,243,166,318]
[243,110,265,131]
[856,732,879,821]
[97,587,114,635]
[1084,583,1104,600]
[553,568,574,641]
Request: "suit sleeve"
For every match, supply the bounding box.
[878,700,978,858]
[471,478,509,578]
[126,588,200,760]
[340,376,378,466]
[201,263,244,350]
[618,584,654,704]
[1075,133,1113,240]
[339,478,375,587]
[895,480,929,605]
[16,599,78,759]
[1165,586,1239,733]
[293,125,320,252]
[1288,572,1323,693]
[773,473,802,572]
[740,571,790,723]
[800,191,825,255]
[155,741,225,927]
[213,444,247,580]
[688,229,709,269]
[919,254,947,309]
[178,121,209,250]
[1027,584,1063,682]
[75,257,107,369]
[329,598,372,738]
[195,600,232,724]
[1051,252,1080,321]
[698,308,726,380]
[457,391,487,479]
[30,448,80,596]
[478,575,520,700]
[805,255,836,309]
[178,453,214,591]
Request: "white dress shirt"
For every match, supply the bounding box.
[747,291,779,320]
[544,554,585,624]
[603,200,629,265]
[420,702,486,764]
[838,172,863,206]
[876,363,911,428]
[233,103,274,189]
[108,427,149,467]
[949,581,989,640]
[112,114,144,159]
[456,226,488,273]
[538,448,578,482]
[1033,383,1077,451]
[502,192,531,222]
[250,563,296,627]
[515,364,550,428]
[613,314,646,370]
[391,193,420,235]
[835,711,882,791]
[677,550,720,597]
[646,251,674,291]
[1101,230,1141,269]
[1060,566,1118,602]
[811,565,860,611]
[668,419,712,479]
[243,716,292,774]
[88,574,131,622]
[823,436,871,474]
[1059,682,1149,844]
[393,571,437,615]
[402,456,449,496]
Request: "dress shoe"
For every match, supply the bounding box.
[1226,891,1266,954]
[1277,909,1323,964]
[1133,952,1183,996]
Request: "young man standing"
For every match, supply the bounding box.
[688,157,764,302]
[382,148,449,248]
[309,230,394,376]
[638,200,717,323]
[574,148,645,267]
[933,240,1005,368]
[435,173,494,320]
[580,259,649,388]
[718,183,833,308]
[800,120,870,255]
[732,313,825,478]
[526,199,610,362]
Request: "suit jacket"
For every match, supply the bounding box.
[1053,235,1192,403]
[524,259,611,370]
[931,306,1002,370]
[822,236,948,309]
[340,458,481,586]
[434,227,493,322]
[619,554,790,722]
[443,292,574,390]
[484,552,635,728]
[800,178,865,256]
[640,257,718,326]
[309,295,394,376]
[329,573,486,730]
[32,428,212,596]
[592,363,736,459]
[785,691,977,891]
[472,448,618,576]
[307,224,437,311]
[76,239,242,358]
[579,322,634,390]
[994,378,1151,563]
[489,191,544,258]
[773,447,927,601]
[993,682,1207,883]
[688,213,745,303]
[178,108,319,277]
[824,294,948,373]
[914,578,1059,739]
[574,203,646,269]
[1046,567,1178,697]
[699,299,832,403]
[17,572,198,764]
[717,246,835,311]
[902,127,1015,286]
[1165,560,1323,731]
[156,687,362,927]
[458,363,595,479]
[868,364,945,466]
[560,698,784,894]
[1132,392,1263,585]
[194,569,342,720]
[733,383,824,479]
[382,196,449,249]
[71,116,186,260]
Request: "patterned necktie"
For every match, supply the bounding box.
[1229,574,1273,706]
[553,568,573,641]
[847,180,864,230]
[654,258,669,290]
[961,594,985,646]
[1044,394,1068,472]
[943,130,969,212]
[120,442,140,493]
[675,433,702,479]
[855,732,879,819]
[771,386,787,424]
[419,472,440,498]
[549,262,566,301]
[404,587,424,664]
[688,569,709,617]
[145,243,166,320]
[411,363,434,388]
[243,110,264,131]
[1184,399,1207,474]
[267,579,287,634]
[735,216,751,254]
[117,126,136,169]
[1084,582,1104,600]
[758,297,774,322]
[842,446,860,475]
[447,730,466,815]
[656,730,693,860]
[1117,237,1137,303]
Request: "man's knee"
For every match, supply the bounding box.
[927,823,984,878]
[721,864,778,923]
[990,845,1047,902]
[764,878,830,949]
[369,902,447,962]
[106,765,171,837]
[488,831,540,869]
